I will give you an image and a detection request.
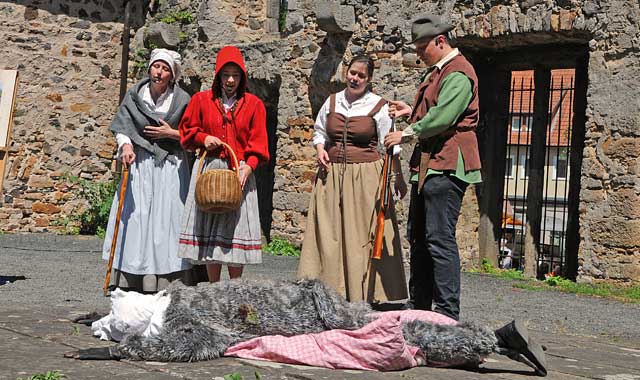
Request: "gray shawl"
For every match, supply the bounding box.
[110,78,191,163]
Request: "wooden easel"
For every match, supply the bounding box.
[0,70,19,193]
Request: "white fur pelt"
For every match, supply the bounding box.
[110,279,497,365]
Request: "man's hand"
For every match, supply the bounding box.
[120,143,136,168]
[384,131,404,149]
[204,135,223,151]
[388,100,412,119]
[239,164,253,189]
[144,119,178,140]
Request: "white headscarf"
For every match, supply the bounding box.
[148,48,182,82]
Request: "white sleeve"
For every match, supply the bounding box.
[374,103,401,155]
[312,98,330,147]
[115,133,132,158]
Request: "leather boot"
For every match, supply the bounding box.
[495,320,547,376]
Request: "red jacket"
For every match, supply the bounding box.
[179,46,269,171]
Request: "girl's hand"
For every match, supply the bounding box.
[204,135,223,150]
[239,164,253,189]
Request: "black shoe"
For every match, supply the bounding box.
[64,347,119,360]
[401,301,415,310]
[72,311,103,326]
[495,320,547,376]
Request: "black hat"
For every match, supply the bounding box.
[410,14,454,44]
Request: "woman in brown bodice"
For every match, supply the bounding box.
[297,55,408,304]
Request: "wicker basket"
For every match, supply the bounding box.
[195,142,242,213]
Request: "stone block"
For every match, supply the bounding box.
[24,6,38,21]
[272,191,310,213]
[609,188,640,219]
[24,192,44,200]
[288,127,313,141]
[286,12,304,34]
[32,202,61,214]
[590,218,640,248]
[266,0,280,18]
[559,10,576,30]
[145,22,181,50]
[34,217,49,227]
[27,175,53,189]
[264,18,279,33]
[70,103,92,113]
[287,116,314,127]
[582,156,608,179]
[602,137,640,160]
[402,53,427,69]
[315,1,355,34]
[581,189,605,203]
[46,93,63,102]
[551,13,560,32]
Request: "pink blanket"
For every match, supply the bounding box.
[225,310,457,371]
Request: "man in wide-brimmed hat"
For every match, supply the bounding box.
[384,14,482,322]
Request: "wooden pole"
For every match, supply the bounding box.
[103,167,129,296]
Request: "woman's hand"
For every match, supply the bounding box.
[239,164,253,189]
[204,135,223,151]
[144,119,179,140]
[316,144,330,169]
[120,143,136,168]
[388,100,412,119]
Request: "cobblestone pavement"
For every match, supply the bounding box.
[1,234,639,380]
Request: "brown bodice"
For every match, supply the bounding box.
[325,94,387,164]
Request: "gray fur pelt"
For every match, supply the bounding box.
[110,279,497,366]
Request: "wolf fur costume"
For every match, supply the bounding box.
[67,279,547,375]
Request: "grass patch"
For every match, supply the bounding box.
[263,236,300,257]
[472,258,640,303]
[222,372,261,380]
[468,258,526,281]
[544,276,640,303]
[17,371,64,380]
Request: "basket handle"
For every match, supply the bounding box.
[196,141,241,179]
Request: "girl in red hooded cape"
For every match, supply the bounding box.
[178,46,269,282]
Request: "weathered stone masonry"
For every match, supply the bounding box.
[1,0,639,283]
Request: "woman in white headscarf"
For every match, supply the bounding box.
[102,48,196,293]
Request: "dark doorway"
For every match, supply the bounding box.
[248,75,282,241]
[471,44,588,280]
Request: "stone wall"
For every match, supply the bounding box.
[0,0,144,232]
[1,0,639,282]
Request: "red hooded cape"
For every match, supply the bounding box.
[179,46,269,171]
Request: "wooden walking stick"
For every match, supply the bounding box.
[103,167,129,296]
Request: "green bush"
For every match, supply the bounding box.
[160,10,193,24]
[66,174,118,237]
[278,0,288,32]
[263,236,300,257]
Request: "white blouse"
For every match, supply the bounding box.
[313,90,401,155]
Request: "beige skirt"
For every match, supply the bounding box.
[297,160,408,303]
